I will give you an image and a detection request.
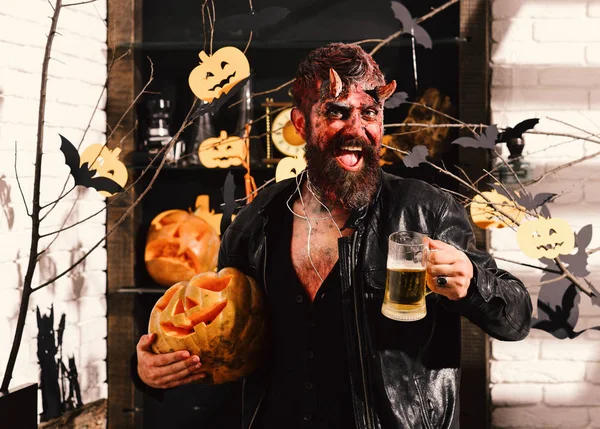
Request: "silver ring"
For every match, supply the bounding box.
[436,276,448,286]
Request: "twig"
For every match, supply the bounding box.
[554,257,595,297]
[492,255,562,274]
[530,273,568,287]
[62,0,96,6]
[369,0,460,55]
[14,141,30,217]
[2,0,63,393]
[524,149,600,186]
[588,247,599,255]
[244,31,253,54]
[229,79,295,108]
[32,101,199,292]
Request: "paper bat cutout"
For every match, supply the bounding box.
[59,135,125,195]
[402,145,428,168]
[220,171,236,236]
[384,92,409,109]
[497,118,540,143]
[558,224,593,278]
[192,76,251,118]
[452,125,499,149]
[219,7,290,32]
[489,183,555,218]
[390,1,433,49]
[532,284,583,339]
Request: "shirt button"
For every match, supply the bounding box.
[296,294,303,303]
[307,350,314,359]
[303,414,312,421]
[304,381,313,390]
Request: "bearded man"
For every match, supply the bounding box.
[135,43,532,429]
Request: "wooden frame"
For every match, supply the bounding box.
[106,0,143,427]
[458,0,491,428]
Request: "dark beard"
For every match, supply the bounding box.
[304,135,380,211]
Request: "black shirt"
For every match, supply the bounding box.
[258,197,355,429]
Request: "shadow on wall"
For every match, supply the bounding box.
[492,1,600,334]
[0,176,15,231]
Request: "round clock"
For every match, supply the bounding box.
[271,107,306,157]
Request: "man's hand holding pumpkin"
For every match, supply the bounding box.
[136,333,206,389]
[426,239,474,301]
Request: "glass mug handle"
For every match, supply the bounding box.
[424,247,438,296]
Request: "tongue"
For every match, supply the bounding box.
[338,151,359,167]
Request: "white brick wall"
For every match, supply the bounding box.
[0,0,107,417]
[491,1,600,428]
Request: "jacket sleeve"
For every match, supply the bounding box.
[433,193,533,341]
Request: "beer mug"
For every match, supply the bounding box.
[381,231,431,322]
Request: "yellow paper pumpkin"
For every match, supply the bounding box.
[275,156,307,182]
[198,130,247,169]
[470,190,524,229]
[79,145,128,197]
[188,47,251,103]
[516,217,575,259]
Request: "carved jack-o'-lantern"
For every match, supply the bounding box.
[145,210,220,287]
[79,145,128,197]
[199,130,247,169]
[148,267,267,384]
[275,156,306,182]
[470,190,525,229]
[516,217,575,259]
[188,47,251,103]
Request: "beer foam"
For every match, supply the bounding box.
[387,260,425,271]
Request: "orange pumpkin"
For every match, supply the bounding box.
[148,267,267,384]
[470,190,524,229]
[145,210,220,287]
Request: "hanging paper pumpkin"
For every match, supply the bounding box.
[516,217,575,259]
[275,156,306,182]
[470,190,524,229]
[198,130,247,169]
[145,210,220,287]
[188,47,251,103]
[78,144,128,197]
[148,267,267,384]
[194,194,231,236]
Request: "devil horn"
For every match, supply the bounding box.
[329,68,343,98]
[377,80,397,102]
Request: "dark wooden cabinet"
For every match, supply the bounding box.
[106,1,490,427]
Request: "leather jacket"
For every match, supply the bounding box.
[218,170,533,429]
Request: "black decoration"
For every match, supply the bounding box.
[390,1,433,49]
[59,135,124,195]
[219,7,290,32]
[220,171,236,236]
[384,91,409,109]
[192,75,252,118]
[497,118,540,143]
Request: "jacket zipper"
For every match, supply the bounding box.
[247,235,269,429]
[351,231,374,429]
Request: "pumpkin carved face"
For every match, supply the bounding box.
[145,210,220,287]
[188,47,251,103]
[516,217,575,259]
[198,130,247,168]
[275,156,306,182]
[79,145,128,197]
[470,190,524,229]
[148,267,267,384]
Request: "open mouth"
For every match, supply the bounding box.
[536,242,564,251]
[335,144,364,171]
[209,72,236,91]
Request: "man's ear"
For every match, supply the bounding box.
[290,107,306,140]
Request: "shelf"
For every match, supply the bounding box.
[116,37,469,51]
[115,287,166,295]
